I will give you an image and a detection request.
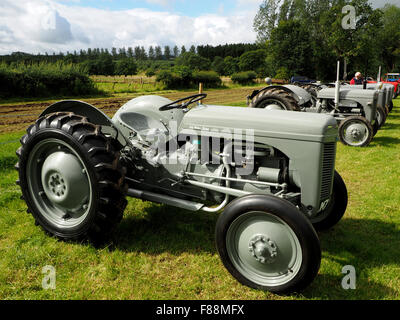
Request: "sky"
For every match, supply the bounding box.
[0,0,398,55]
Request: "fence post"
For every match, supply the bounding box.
[199,82,203,104]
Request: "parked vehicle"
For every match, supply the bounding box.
[16,94,347,294]
[248,63,379,147]
[383,73,400,82]
[290,76,316,84]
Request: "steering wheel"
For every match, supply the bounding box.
[159,93,207,111]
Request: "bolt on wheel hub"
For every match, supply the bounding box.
[344,122,367,144]
[350,128,361,139]
[48,173,67,197]
[248,234,278,264]
[41,151,90,211]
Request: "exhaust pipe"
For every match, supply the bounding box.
[377,66,382,82]
[377,66,383,89]
[127,188,205,211]
[334,61,340,109]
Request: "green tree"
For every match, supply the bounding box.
[238,49,267,76]
[127,47,134,58]
[97,53,115,75]
[148,46,155,60]
[115,59,138,76]
[253,0,280,42]
[134,46,141,59]
[176,52,211,71]
[118,47,127,58]
[155,46,163,60]
[223,56,240,75]
[173,45,179,58]
[211,56,226,75]
[164,46,171,60]
[267,20,313,78]
[377,4,400,71]
[180,45,187,55]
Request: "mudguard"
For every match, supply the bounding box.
[248,85,312,106]
[40,100,128,146]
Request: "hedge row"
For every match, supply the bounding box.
[230,71,257,85]
[0,62,100,98]
[156,67,222,89]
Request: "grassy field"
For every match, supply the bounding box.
[91,75,266,95]
[0,95,399,300]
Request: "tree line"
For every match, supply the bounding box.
[253,0,400,81]
[0,43,262,77]
[1,1,398,83]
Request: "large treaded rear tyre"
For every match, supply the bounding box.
[215,194,321,294]
[248,88,300,111]
[15,112,127,242]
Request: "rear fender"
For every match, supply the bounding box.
[247,85,312,106]
[40,100,128,146]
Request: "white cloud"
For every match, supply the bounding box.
[145,0,174,6]
[0,0,258,54]
[369,0,400,9]
[23,3,73,44]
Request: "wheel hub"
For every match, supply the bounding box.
[48,173,67,197]
[350,127,361,139]
[41,151,90,211]
[345,123,366,142]
[248,235,277,264]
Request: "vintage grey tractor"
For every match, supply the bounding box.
[341,82,393,133]
[249,63,379,147]
[343,82,394,113]
[15,94,348,294]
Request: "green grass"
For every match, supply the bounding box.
[0,99,399,300]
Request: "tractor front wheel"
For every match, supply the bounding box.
[373,107,386,136]
[15,112,127,242]
[215,194,321,294]
[388,100,393,112]
[338,116,373,147]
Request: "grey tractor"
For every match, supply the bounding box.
[248,63,380,147]
[16,93,347,294]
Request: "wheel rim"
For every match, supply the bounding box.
[226,211,303,287]
[376,110,383,126]
[341,120,369,146]
[26,138,93,229]
[258,99,287,110]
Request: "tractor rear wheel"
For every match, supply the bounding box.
[248,88,300,111]
[310,171,348,231]
[338,116,373,147]
[215,194,321,294]
[15,112,127,242]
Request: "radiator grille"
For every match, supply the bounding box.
[320,142,336,201]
